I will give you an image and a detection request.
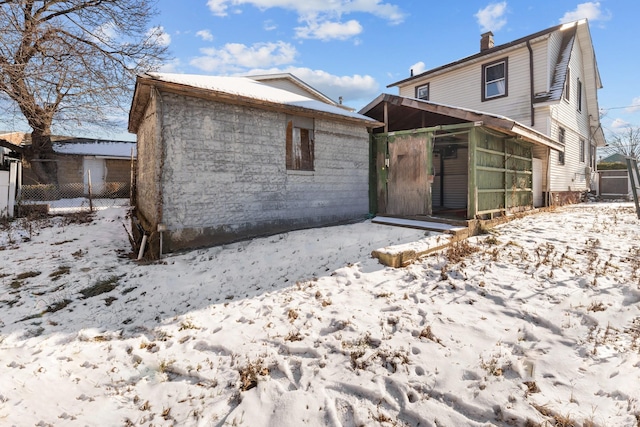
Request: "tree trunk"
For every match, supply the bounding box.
[25,128,58,185]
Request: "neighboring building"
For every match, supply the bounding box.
[0,131,25,167]
[127,72,381,256]
[599,153,628,165]
[21,137,136,199]
[598,153,633,199]
[247,73,354,111]
[387,19,605,206]
[0,132,24,217]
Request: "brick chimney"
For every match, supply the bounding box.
[480,31,494,51]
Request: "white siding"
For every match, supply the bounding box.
[548,35,591,192]
[399,43,551,127]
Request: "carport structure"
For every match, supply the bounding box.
[360,94,563,220]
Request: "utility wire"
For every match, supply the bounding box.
[600,104,640,111]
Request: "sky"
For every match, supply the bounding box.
[1,200,639,425]
[136,0,639,143]
[1,1,637,143]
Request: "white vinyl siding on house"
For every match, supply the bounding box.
[395,20,601,199]
[399,47,536,125]
[548,35,591,192]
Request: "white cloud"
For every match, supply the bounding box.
[295,19,363,41]
[190,41,297,73]
[626,96,640,113]
[206,0,405,25]
[207,0,229,16]
[611,118,631,130]
[263,20,277,31]
[196,30,214,42]
[475,2,508,33]
[244,66,379,107]
[559,2,611,24]
[158,58,183,74]
[94,22,118,43]
[147,26,171,47]
[410,61,426,75]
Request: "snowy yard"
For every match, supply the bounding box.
[0,202,639,426]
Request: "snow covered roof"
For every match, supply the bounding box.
[128,73,382,132]
[533,24,577,104]
[52,138,136,158]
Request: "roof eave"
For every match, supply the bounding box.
[388,25,563,88]
[129,76,383,132]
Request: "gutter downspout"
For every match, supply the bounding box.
[526,40,535,127]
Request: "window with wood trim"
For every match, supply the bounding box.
[564,68,571,101]
[482,57,508,101]
[286,115,314,171]
[577,78,583,112]
[415,83,429,100]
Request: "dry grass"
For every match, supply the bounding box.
[238,359,269,391]
[419,325,444,346]
[79,275,120,299]
[49,266,71,281]
[446,240,480,264]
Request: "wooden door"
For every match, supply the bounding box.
[386,134,431,216]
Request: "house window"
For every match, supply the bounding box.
[558,127,566,165]
[579,138,585,163]
[482,58,508,101]
[286,115,314,171]
[577,78,583,112]
[415,83,429,100]
[564,68,571,101]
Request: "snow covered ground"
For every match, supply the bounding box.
[0,202,639,426]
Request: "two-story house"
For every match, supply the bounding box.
[363,19,605,219]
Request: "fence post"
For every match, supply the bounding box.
[87,169,94,212]
[627,158,640,219]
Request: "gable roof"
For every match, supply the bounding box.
[247,73,353,110]
[360,93,563,151]
[599,153,628,164]
[128,73,381,133]
[388,20,601,94]
[533,24,577,104]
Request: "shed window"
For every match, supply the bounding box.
[286,115,314,171]
[482,58,508,101]
[415,83,429,100]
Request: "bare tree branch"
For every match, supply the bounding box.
[0,0,169,182]
[604,126,640,160]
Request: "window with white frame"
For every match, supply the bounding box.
[579,138,585,163]
[415,83,429,100]
[482,58,508,101]
[563,68,571,101]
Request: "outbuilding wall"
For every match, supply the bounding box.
[135,92,163,235]
[156,91,370,252]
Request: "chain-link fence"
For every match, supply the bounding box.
[20,182,130,201]
[18,182,130,213]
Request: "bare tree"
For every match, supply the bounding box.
[0,0,168,182]
[604,126,640,161]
